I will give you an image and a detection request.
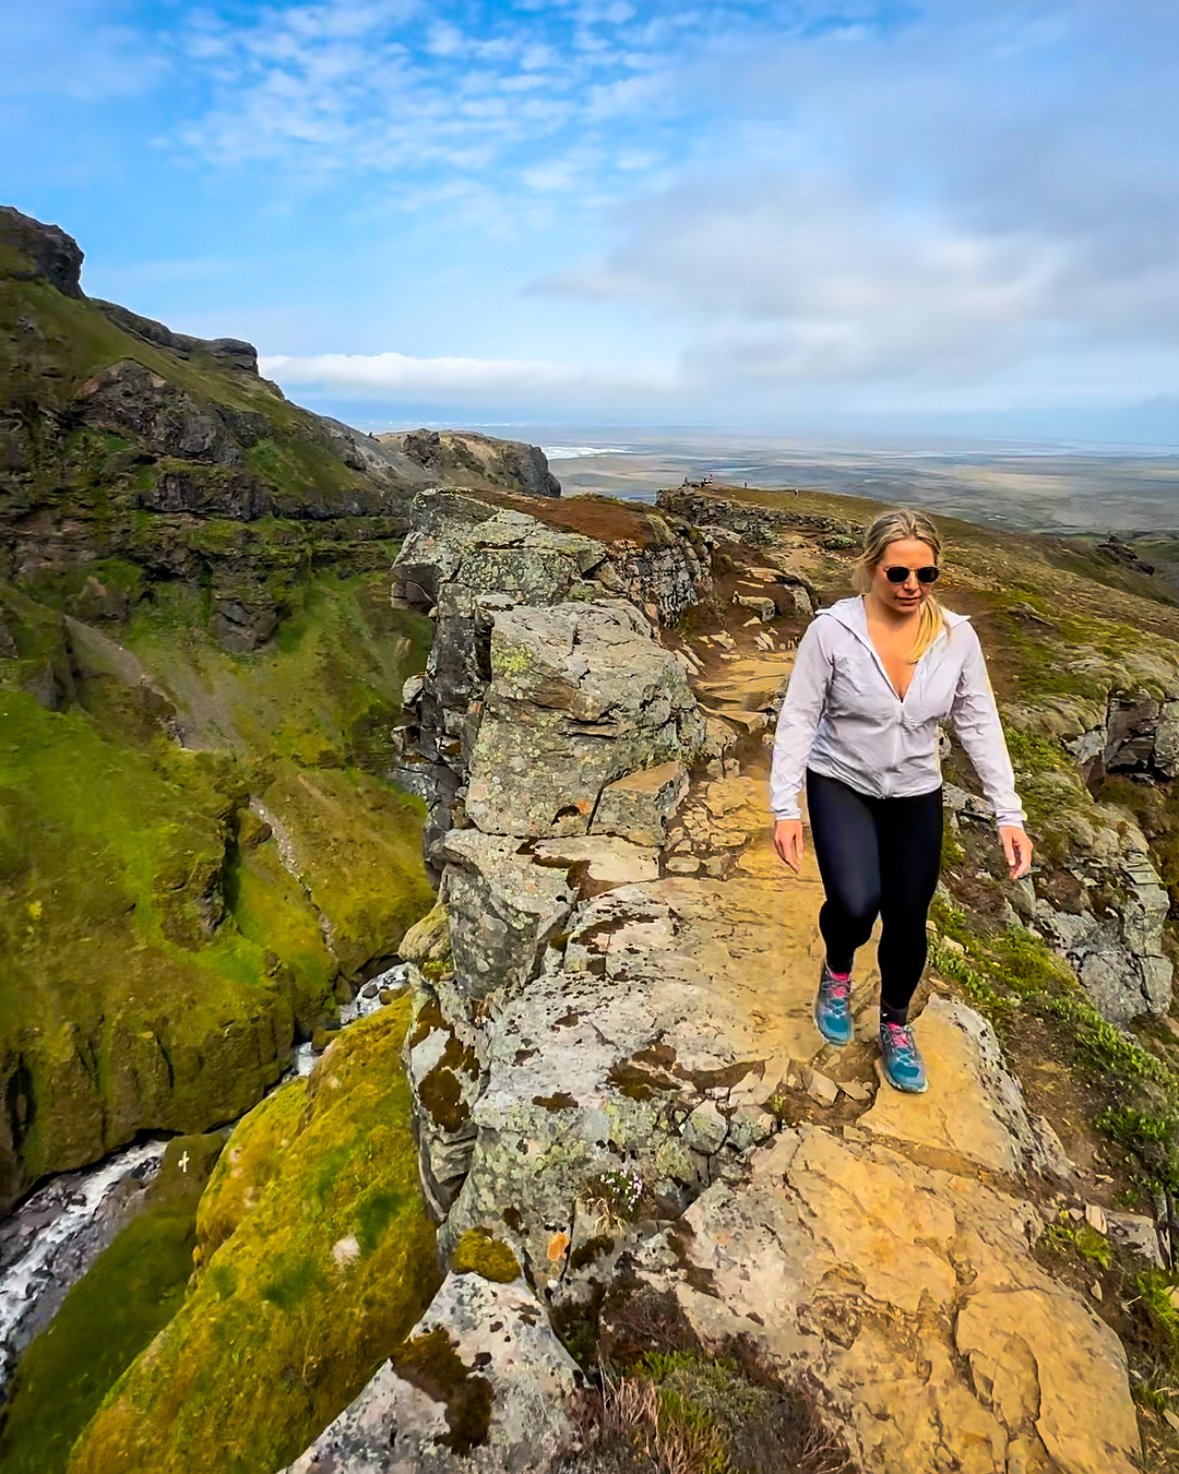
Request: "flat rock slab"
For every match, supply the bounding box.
[859,996,1073,1183]
[280,1270,581,1474]
[530,835,660,891]
[624,1125,1140,1474]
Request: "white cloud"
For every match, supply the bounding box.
[537,2,1179,398]
[259,349,676,407]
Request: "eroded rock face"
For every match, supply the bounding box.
[383,427,563,498]
[393,500,712,852]
[0,205,85,297]
[434,829,576,1002]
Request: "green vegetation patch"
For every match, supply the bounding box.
[0,688,334,1205]
[450,1226,521,1283]
[0,1135,225,1474]
[66,1003,441,1474]
[930,895,1179,1194]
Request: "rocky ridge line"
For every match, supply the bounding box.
[282,493,1153,1474]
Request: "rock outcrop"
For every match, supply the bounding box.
[280,1265,583,1474]
[381,427,562,498]
[391,494,714,853]
[0,206,565,653]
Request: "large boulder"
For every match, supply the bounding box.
[465,602,705,838]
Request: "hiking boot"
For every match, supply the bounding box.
[814,961,854,1046]
[879,1019,928,1093]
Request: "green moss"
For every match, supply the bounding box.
[0,1136,224,1474]
[66,1004,441,1474]
[0,689,332,1206]
[450,1226,521,1283]
[929,900,1179,1193]
[1042,1220,1113,1269]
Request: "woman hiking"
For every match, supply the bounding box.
[769,507,1033,1093]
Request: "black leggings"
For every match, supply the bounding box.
[805,767,943,1024]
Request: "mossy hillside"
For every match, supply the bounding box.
[0,683,336,1202]
[0,1135,225,1474]
[0,275,377,518]
[66,1003,442,1474]
[258,760,433,977]
[0,568,435,1205]
[0,688,340,1209]
[122,569,434,769]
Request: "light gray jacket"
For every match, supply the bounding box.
[769,595,1026,830]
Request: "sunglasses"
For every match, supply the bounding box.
[883,565,940,584]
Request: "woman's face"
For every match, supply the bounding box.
[870,537,938,614]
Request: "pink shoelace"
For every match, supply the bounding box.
[882,1021,918,1057]
[824,970,851,1000]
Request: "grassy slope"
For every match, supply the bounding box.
[65,1003,441,1474]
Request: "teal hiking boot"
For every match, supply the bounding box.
[879,1019,928,1093]
[814,961,854,1046]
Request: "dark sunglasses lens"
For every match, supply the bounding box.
[884,565,939,584]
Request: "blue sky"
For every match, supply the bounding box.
[4,0,1178,443]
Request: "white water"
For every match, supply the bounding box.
[0,960,410,1395]
[0,1139,167,1396]
[282,961,409,1080]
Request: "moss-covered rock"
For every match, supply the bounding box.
[66,1003,441,1474]
[450,1225,522,1283]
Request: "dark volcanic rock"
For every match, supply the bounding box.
[76,359,252,465]
[0,205,84,298]
[93,300,260,375]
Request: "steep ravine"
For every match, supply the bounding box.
[0,204,573,1213]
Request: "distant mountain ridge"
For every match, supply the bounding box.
[0,204,560,650]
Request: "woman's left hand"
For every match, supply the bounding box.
[999,825,1033,880]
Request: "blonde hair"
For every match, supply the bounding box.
[852,507,947,662]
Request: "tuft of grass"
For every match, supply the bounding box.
[930,896,1179,1194]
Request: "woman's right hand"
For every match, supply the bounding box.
[773,818,805,872]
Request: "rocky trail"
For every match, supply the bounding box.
[280,492,1163,1474]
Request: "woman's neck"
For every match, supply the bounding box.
[862,591,923,629]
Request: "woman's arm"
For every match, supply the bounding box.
[769,619,833,821]
[948,624,1027,831]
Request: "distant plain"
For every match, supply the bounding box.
[518,428,1179,538]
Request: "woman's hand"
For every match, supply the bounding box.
[774,818,805,872]
[999,825,1033,880]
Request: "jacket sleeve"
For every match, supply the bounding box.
[948,624,1027,830]
[769,619,833,821]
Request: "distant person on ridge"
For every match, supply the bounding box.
[769,507,1033,1092]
